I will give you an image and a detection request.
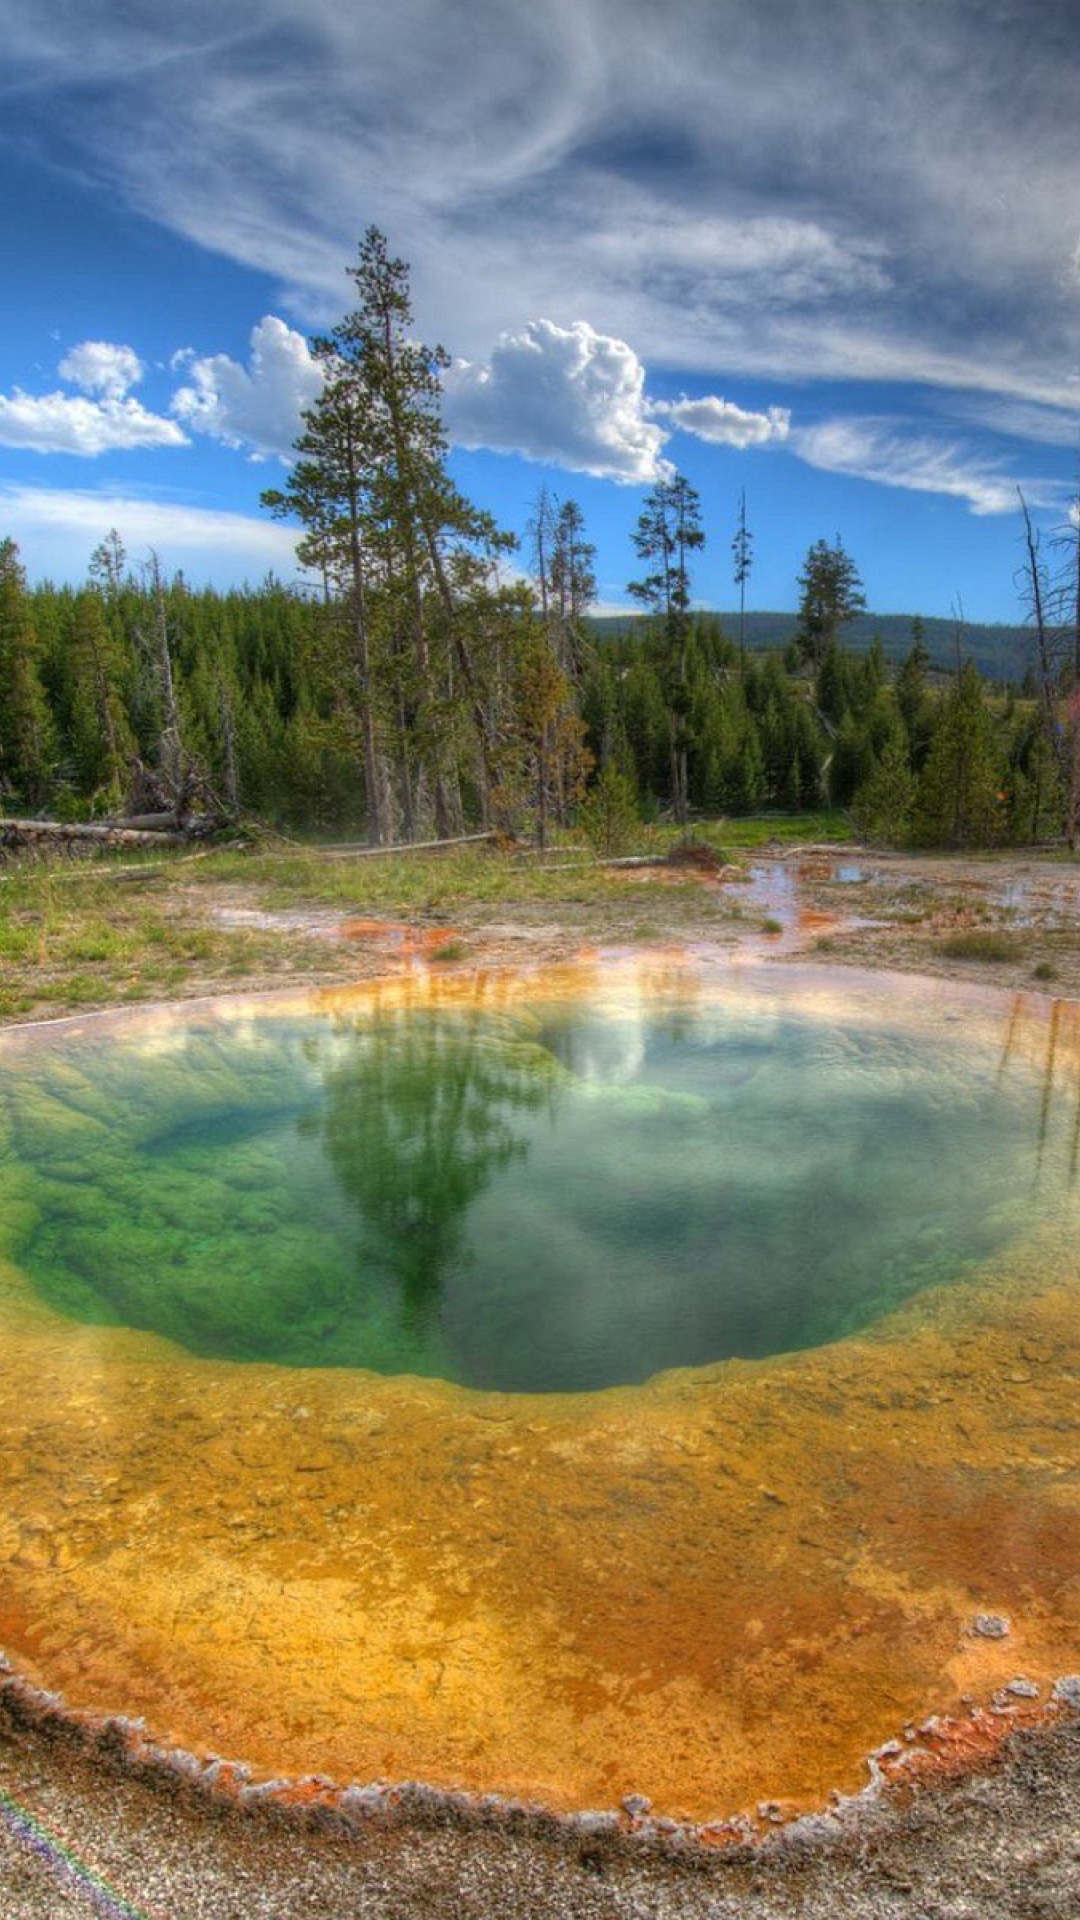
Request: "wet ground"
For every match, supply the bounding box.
[187,844,1080,1002]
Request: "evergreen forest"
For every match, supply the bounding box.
[2,230,1079,855]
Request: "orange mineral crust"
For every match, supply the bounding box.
[0,963,1078,1826]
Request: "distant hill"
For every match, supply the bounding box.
[589,610,1036,683]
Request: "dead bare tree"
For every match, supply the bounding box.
[132,553,225,827]
[1016,490,1080,849]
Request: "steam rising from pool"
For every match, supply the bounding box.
[1,966,1072,1391]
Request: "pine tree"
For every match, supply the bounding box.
[0,539,51,808]
[852,735,915,845]
[628,474,704,822]
[68,589,135,803]
[794,536,866,666]
[731,489,752,665]
[264,228,515,842]
[580,760,639,857]
[897,620,933,767]
[913,661,1002,847]
[550,499,596,677]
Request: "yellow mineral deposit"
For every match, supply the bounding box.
[1,961,1078,1826]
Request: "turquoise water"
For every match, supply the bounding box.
[0,980,1068,1392]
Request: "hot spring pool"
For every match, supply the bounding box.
[1,958,1079,1827]
[0,963,1070,1392]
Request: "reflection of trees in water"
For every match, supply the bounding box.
[310,1008,559,1332]
[995,992,1080,1188]
[534,966,704,1084]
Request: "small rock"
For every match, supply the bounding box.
[1005,1678,1040,1699]
[621,1793,652,1818]
[1052,1675,1080,1709]
[576,1810,620,1837]
[972,1613,1010,1638]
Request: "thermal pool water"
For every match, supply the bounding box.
[1,957,1078,1823]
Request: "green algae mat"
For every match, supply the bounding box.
[0,961,1068,1391]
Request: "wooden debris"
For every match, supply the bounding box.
[313,829,500,860]
[0,816,224,857]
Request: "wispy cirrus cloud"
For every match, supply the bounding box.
[5,0,1080,417]
[791,418,1064,517]
[0,483,300,583]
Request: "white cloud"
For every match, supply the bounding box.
[0,390,187,456]
[655,395,791,449]
[791,418,1063,518]
[0,340,185,456]
[444,319,671,484]
[587,205,889,313]
[0,485,300,585]
[170,316,323,459]
[10,0,1080,416]
[57,341,144,400]
[941,393,1080,450]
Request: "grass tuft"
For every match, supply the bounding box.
[938,929,1022,963]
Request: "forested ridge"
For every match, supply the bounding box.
[2,230,1079,853]
[591,611,1043,684]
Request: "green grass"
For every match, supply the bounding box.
[0,857,329,1023]
[194,812,850,909]
[197,843,621,912]
[708,811,852,849]
[0,811,849,1024]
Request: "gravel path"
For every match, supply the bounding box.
[3,1699,1080,1919]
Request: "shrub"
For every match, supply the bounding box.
[939,930,1021,963]
[579,763,640,858]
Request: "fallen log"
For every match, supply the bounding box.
[104,810,181,832]
[0,819,189,852]
[314,829,500,859]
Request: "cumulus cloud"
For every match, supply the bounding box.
[0,391,187,456]
[654,395,791,449]
[445,319,671,484]
[57,340,144,400]
[0,340,185,456]
[170,316,323,458]
[443,320,793,478]
[791,418,1062,517]
[0,485,300,585]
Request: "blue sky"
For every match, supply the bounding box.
[2,0,1079,622]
